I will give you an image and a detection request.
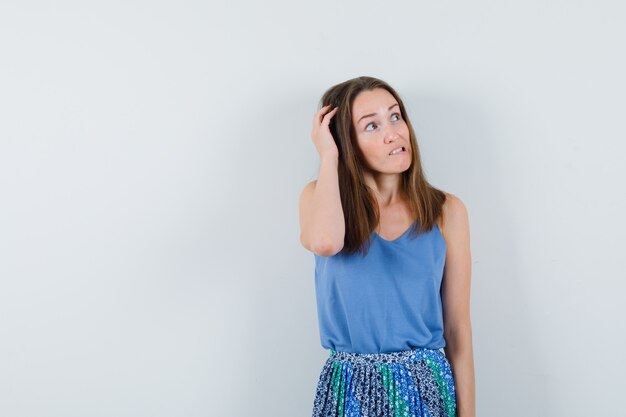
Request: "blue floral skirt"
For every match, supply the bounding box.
[312,347,457,417]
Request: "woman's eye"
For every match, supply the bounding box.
[365,123,376,131]
[365,113,401,131]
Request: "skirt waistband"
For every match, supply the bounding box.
[328,347,446,365]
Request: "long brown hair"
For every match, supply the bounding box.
[319,75,447,256]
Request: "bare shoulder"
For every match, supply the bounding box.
[442,192,468,219]
[439,192,470,242]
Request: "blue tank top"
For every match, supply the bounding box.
[313,221,447,354]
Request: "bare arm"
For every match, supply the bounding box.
[441,193,476,417]
[299,156,345,256]
[299,105,345,256]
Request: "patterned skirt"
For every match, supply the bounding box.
[312,347,457,417]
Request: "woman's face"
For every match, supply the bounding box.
[351,88,411,174]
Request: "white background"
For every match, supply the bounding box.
[1,1,625,416]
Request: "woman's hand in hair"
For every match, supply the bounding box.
[311,104,339,160]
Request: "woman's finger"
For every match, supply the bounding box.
[320,107,338,124]
[315,104,331,117]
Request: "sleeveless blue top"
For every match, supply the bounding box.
[313,221,447,354]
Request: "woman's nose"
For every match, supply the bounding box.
[384,126,400,142]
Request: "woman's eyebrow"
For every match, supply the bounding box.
[357,103,399,124]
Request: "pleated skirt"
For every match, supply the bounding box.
[312,347,456,417]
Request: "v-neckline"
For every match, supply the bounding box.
[373,220,417,243]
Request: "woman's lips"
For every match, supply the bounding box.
[389,146,406,155]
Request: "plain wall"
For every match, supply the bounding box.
[1,1,625,416]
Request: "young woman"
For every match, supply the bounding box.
[299,76,475,417]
